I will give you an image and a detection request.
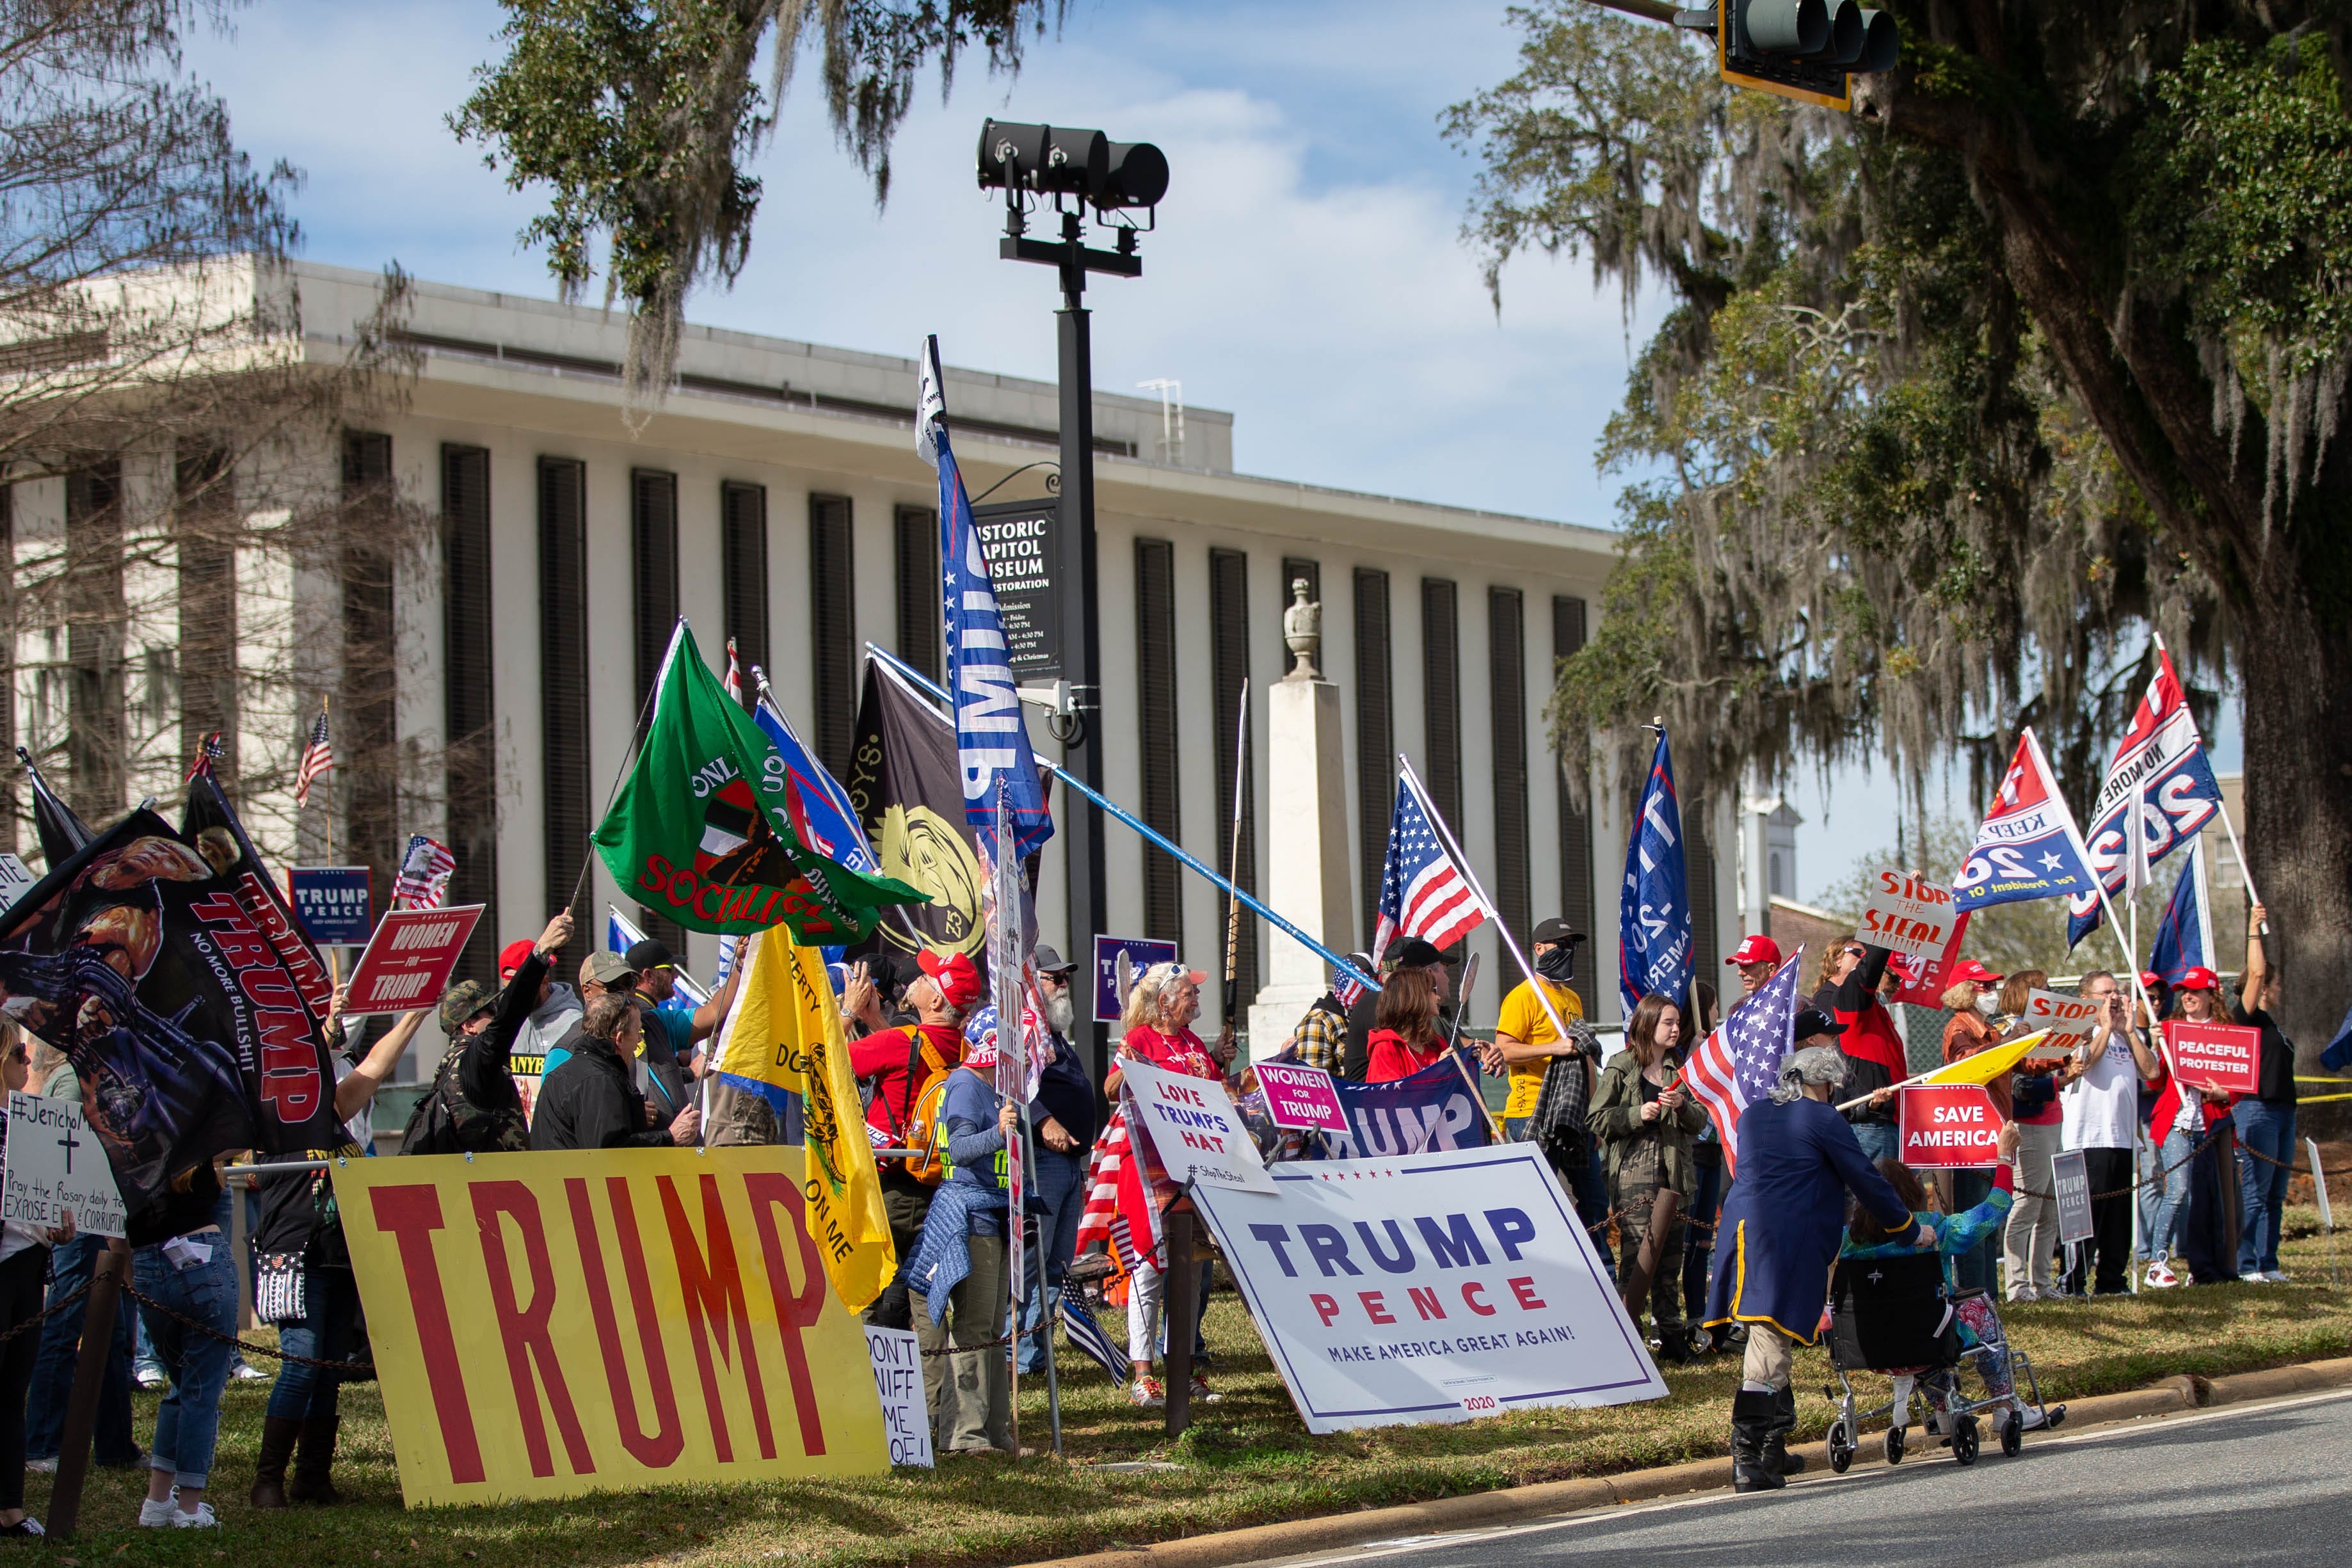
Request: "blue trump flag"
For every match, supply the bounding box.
[918,336,1053,860]
[1324,1057,1492,1158]
[750,671,881,879]
[1619,728,1692,1014]
[2147,838,2216,987]
[1953,728,2102,916]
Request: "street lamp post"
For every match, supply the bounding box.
[977,120,1167,1091]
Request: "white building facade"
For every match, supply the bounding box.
[6,262,1748,1071]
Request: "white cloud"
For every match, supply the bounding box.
[189,0,1663,523]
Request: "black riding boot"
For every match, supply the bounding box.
[1731,1389,1785,1492]
[1765,1384,1806,1475]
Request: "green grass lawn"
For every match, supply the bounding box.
[29,1206,2352,1568]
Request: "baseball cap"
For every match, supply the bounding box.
[918,948,985,1010]
[625,938,676,974]
[2177,965,2220,992]
[499,939,538,980]
[1032,944,1076,975]
[438,979,493,1036]
[1387,937,1447,970]
[1532,917,1585,947]
[2139,970,2166,993]
[580,950,638,989]
[1727,934,1784,967]
[1791,1007,1847,1041]
[1949,959,2004,986]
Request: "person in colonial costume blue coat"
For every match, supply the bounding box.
[1704,1018,1928,1492]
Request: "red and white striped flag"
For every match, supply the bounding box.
[1073,1102,1162,1271]
[1367,772,1488,966]
[723,636,744,705]
[293,707,333,807]
[390,833,456,911]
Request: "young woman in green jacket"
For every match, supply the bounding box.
[1590,993,1711,1360]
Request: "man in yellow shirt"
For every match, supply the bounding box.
[1496,918,1588,1123]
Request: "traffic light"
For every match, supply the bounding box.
[976,120,1169,212]
[1715,0,1898,110]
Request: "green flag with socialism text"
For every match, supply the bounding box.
[592,622,927,942]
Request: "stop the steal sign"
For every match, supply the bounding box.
[2165,1020,2261,1096]
[1898,1085,2003,1168]
[344,905,484,1016]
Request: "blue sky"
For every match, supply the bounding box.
[186,0,2237,904]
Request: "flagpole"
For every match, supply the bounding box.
[2152,632,2266,934]
[1221,678,1249,1041]
[865,643,1380,997]
[317,698,344,989]
[1395,753,1574,1052]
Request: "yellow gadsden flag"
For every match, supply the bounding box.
[1919,1029,2052,1089]
[713,930,896,1310]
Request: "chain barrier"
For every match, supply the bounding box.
[0,1279,90,1349]
[115,1282,376,1376]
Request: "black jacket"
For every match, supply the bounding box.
[530,1032,675,1152]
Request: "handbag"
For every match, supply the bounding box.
[253,1251,306,1324]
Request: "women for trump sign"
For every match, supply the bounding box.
[1189,1144,1664,1433]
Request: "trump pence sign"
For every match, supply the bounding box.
[1190,1144,1663,1433]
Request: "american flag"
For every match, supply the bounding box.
[1073,1103,1162,1271]
[723,636,745,705]
[390,833,456,911]
[293,707,333,807]
[1368,774,1489,968]
[1680,946,1805,1174]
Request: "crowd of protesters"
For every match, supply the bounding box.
[0,884,2316,1529]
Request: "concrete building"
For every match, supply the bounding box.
[6,260,1750,1073]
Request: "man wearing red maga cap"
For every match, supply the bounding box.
[499,934,582,1080]
[849,946,982,1443]
[1726,934,1782,998]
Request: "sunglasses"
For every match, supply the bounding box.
[1842,945,1867,958]
[3,1048,26,1066]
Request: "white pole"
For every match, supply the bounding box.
[2151,632,2266,930]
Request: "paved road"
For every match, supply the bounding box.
[1261,1390,2352,1568]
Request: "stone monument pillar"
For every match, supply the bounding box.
[1247,580,1356,1060]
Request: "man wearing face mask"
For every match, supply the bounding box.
[1018,947,1097,1375]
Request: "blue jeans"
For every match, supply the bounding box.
[2138,1126,2193,1263]
[132,1220,241,1490]
[2234,1100,2296,1274]
[24,1233,141,1464]
[266,1264,361,1420]
[1852,1121,1901,1164]
[1016,1149,1088,1374]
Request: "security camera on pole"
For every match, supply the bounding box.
[977,118,1169,1090]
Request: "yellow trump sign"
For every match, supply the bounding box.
[335,1147,890,1506]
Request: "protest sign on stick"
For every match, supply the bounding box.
[2023,989,2101,1042]
[2164,1020,2260,1096]
[1254,1062,1348,1134]
[344,905,484,1016]
[1191,1144,1665,1432]
[1859,870,1960,963]
[3,1091,127,1236]
[1897,1085,2002,1169]
[1119,1057,1276,1193]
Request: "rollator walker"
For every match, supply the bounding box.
[1820,1250,2059,1470]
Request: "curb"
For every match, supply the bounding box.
[1023,1359,2352,1568]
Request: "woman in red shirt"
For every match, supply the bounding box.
[1364,967,1448,1083]
[1108,961,1222,1410]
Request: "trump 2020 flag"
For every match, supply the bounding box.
[1619,728,1693,1014]
[2147,838,2217,987]
[2066,648,2225,948]
[1952,728,2100,913]
[751,668,881,879]
[918,336,1053,860]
